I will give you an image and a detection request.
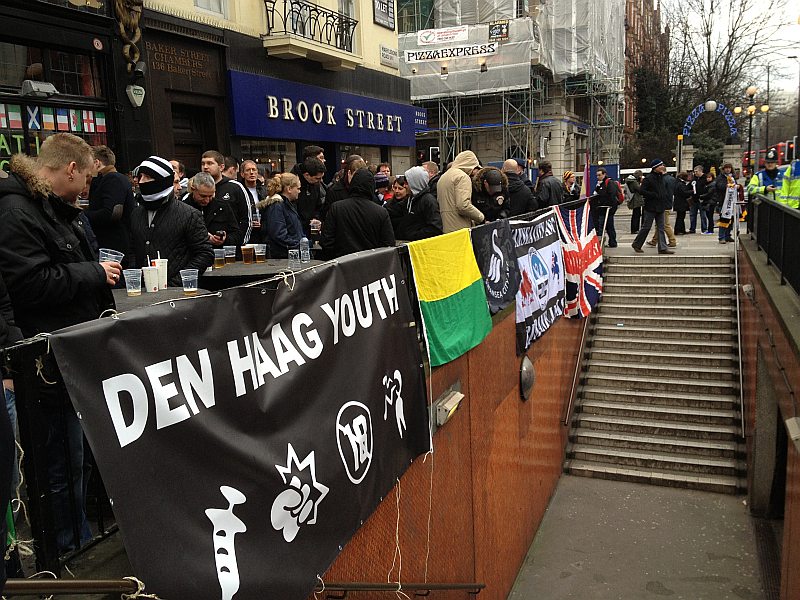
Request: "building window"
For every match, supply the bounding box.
[398,0,434,33]
[338,0,355,18]
[194,0,226,16]
[0,42,103,98]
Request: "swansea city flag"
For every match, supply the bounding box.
[471,220,521,315]
[512,211,566,354]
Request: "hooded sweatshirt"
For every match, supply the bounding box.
[405,166,429,196]
[319,169,396,258]
[436,150,484,233]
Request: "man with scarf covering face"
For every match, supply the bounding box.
[130,156,214,286]
[714,162,736,243]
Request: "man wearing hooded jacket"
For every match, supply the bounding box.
[395,166,442,240]
[437,150,485,233]
[130,156,214,286]
[320,169,395,258]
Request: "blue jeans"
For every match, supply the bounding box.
[718,217,733,241]
[689,202,707,232]
[43,404,92,552]
[4,387,18,496]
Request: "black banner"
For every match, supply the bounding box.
[512,213,566,354]
[50,248,430,600]
[471,220,521,315]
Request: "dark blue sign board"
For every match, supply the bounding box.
[228,70,417,147]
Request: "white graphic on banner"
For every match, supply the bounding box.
[382,370,406,438]
[271,444,329,543]
[336,401,373,484]
[205,486,247,600]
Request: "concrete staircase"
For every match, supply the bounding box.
[563,254,746,494]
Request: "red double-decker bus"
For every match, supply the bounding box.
[742,141,794,174]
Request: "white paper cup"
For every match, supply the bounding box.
[151,258,168,290]
[141,266,159,293]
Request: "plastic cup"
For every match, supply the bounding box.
[150,258,168,290]
[224,245,236,264]
[254,244,267,263]
[241,245,255,264]
[180,269,199,296]
[123,269,142,297]
[287,249,301,270]
[99,248,124,263]
[214,248,226,268]
[141,266,159,293]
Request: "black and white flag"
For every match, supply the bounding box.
[50,248,431,600]
[471,220,521,314]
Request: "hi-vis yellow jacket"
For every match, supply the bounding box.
[779,160,800,209]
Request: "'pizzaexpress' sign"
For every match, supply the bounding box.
[404,42,498,64]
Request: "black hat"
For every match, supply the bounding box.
[483,169,503,193]
[765,148,778,162]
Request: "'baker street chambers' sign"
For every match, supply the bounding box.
[228,71,417,147]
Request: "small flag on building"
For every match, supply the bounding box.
[82,110,95,133]
[41,107,55,131]
[0,104,7,129]
[69,109,82,132]
[7,105,23,129]
[27,106,41,130]
[56,108,70,131]
[95,111,106,133]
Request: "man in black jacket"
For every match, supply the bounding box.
[502,159,537,215]
[535,161,564,208]
[320,169,396,258]
[131,156,214,286]
[290,157,325,236]
[85,145,135,266]
[201,150,252,245]
[184,172,242,248]
[322,155,366,219]
[631,159,674,254]
[0,134,121,553]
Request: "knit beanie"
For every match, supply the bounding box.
[136,156,174,207]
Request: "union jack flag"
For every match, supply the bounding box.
[554,201,603,318]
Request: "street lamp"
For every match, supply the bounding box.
[736,86,769,177]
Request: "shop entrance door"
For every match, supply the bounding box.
[171,103,216,175]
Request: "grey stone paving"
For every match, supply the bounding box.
[507,475,765,600]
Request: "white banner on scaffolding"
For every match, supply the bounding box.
[417,25,469,45]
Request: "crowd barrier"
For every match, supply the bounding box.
[751,193,800,295]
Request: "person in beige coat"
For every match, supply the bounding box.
[437,150,485,233]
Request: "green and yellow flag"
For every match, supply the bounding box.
[408,229,492,367]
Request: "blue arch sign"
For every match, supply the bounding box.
[682,103,739,139]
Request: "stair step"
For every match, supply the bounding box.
[567,445,742,476]
[570,428,739,458]
[562,460,743,494]
[607,255,731,266]
[574,414,740,440]
[591,335,737,354]
[587,348,737,367]
[598,303,735,317]
[594,314,736,330]
[605,273,734,285]
[598,293,733,306]
[580,386,739,410]
[578,399,739,425]
[583,373,738,395]
[605,264,732,275]
[585,360,738,382]
[592,324,736,341]
[604,283,733,296]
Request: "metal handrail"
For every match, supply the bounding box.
[316,581,485,596]
[562,196,606,426]
[733,201,746,438]
[263,0,358,53]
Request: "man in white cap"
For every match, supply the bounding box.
[130,155,214,286]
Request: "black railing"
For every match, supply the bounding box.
[752,193,800,296]
[263,0,358,53]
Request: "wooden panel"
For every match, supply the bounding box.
[316,310,582,600]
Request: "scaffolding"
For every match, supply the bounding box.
[400,0,625,166]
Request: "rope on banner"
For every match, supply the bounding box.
[100,308,119,319]
[423,447,434,584]
[278,270,296,291]
[24,571,58,600]
[32,333,56,385]
[313,574,326,599]
[386,479,410,600]
[121,576,162,599]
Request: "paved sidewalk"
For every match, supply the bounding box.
[507,475,765,600]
